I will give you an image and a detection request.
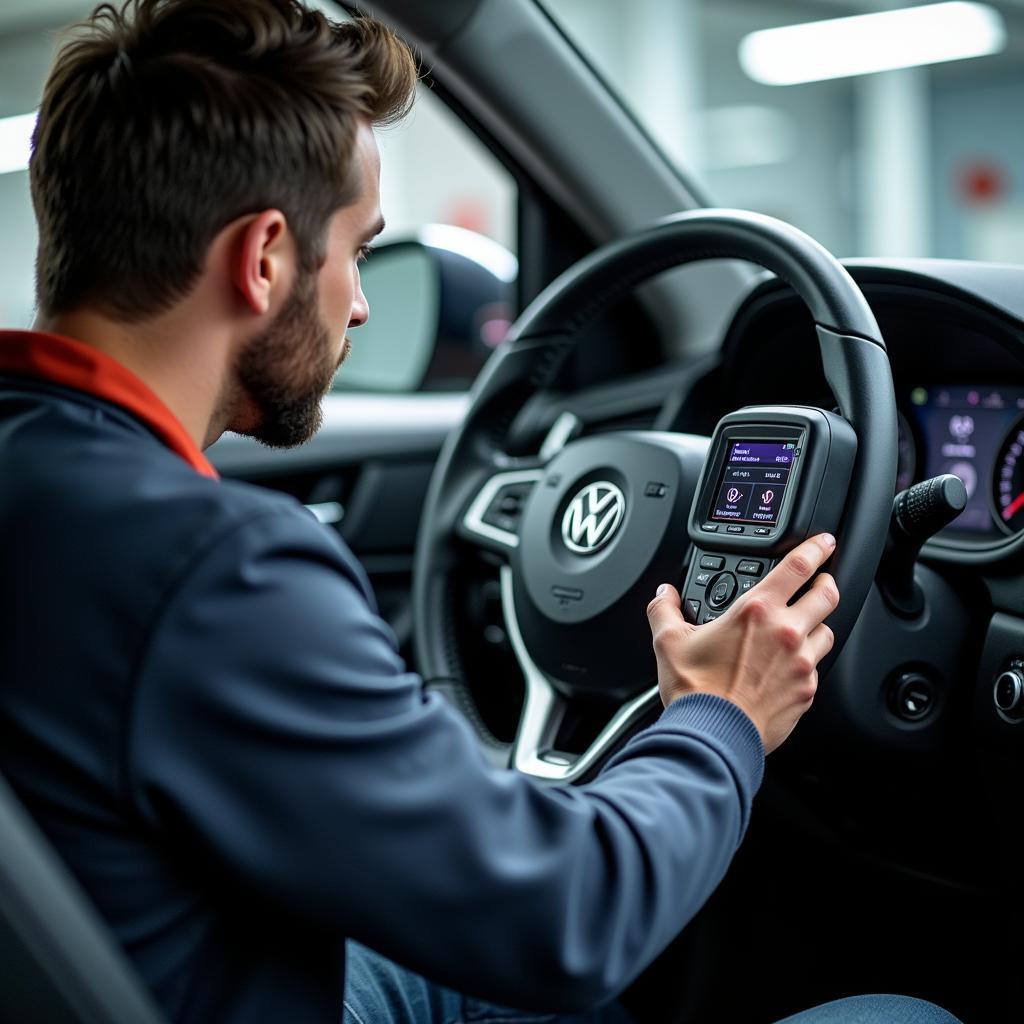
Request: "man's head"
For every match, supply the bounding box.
[30,0,416,446]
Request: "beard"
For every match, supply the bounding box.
[234,269,346,449]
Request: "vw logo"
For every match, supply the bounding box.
[561,481,626,555]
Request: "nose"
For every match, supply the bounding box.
[349,274,369,329]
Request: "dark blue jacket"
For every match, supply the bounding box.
[0,374,764,1023]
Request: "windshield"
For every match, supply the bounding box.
[543,0,1024,262]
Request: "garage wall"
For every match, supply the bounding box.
[932,70,1024,261]
[547,0,1024,262]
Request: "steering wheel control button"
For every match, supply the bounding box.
[726,524,745,534]
[684,599,701,624]
[551,586,584,604]
[889,672,936,723]
[993,669,1024,723]
[699,554,725,570]
[482,482,536,533]
[465,471,544,549]
[644,481,668,498]
[700,523,720,533]
[736,559,764,577]
[694,570,713,587]
[706,572,738,610]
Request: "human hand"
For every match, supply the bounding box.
[646,534,839,754]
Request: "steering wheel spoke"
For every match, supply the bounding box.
[458,411,582,554]
[501,566,660,782]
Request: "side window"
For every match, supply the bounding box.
[0,15,56,328]
[337,85,518,393]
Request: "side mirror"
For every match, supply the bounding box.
[334,225,517,393]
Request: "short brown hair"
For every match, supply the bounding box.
[30,0,417,320]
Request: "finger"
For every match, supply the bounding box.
[646,583,681,620]
[806,622,835,664]
[646,584,692,647]
[788,572,840,634]
[759,533,836,604]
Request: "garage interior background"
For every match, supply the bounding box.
[1,0,1022,328]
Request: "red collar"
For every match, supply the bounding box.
[0,329,219,480]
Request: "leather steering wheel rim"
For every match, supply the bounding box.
[412,209,898,769]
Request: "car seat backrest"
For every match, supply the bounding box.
[0,771,166,1024]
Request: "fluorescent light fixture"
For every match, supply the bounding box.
[740,2,1006,86]
[0,111,36,176]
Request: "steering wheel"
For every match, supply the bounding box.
[412,209,898,782]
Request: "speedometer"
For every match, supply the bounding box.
[993,417,1024,534]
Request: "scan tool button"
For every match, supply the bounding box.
[706,572,737,610]
[699,555,725,571]
[736,560,764,577]
[684,599,701,624]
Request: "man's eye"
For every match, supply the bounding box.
[357,244,375,264]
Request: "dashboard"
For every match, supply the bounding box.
[688,260,1024,553]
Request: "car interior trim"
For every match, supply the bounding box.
[210,392,470,476]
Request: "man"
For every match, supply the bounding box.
[0,2,959,1023]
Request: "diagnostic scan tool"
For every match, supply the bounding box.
[681,407,857,624]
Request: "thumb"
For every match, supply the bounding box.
[646,583,687,634]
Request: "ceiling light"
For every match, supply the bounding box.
[739,2,1006,86]
[0,111,36,176]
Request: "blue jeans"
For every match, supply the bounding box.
[343,941,633,1023]
[342,942,962,1024]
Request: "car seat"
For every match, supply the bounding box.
[0,771,166,1023]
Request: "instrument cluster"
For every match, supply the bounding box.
[900,385,1024,541]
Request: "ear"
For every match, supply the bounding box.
[232,209,293,316]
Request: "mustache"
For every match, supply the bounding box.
[336,336,352,369]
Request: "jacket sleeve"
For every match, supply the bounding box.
[125,507,764,1013]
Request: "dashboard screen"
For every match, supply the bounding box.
[710,440,794,524]
[907,385,1024,537]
